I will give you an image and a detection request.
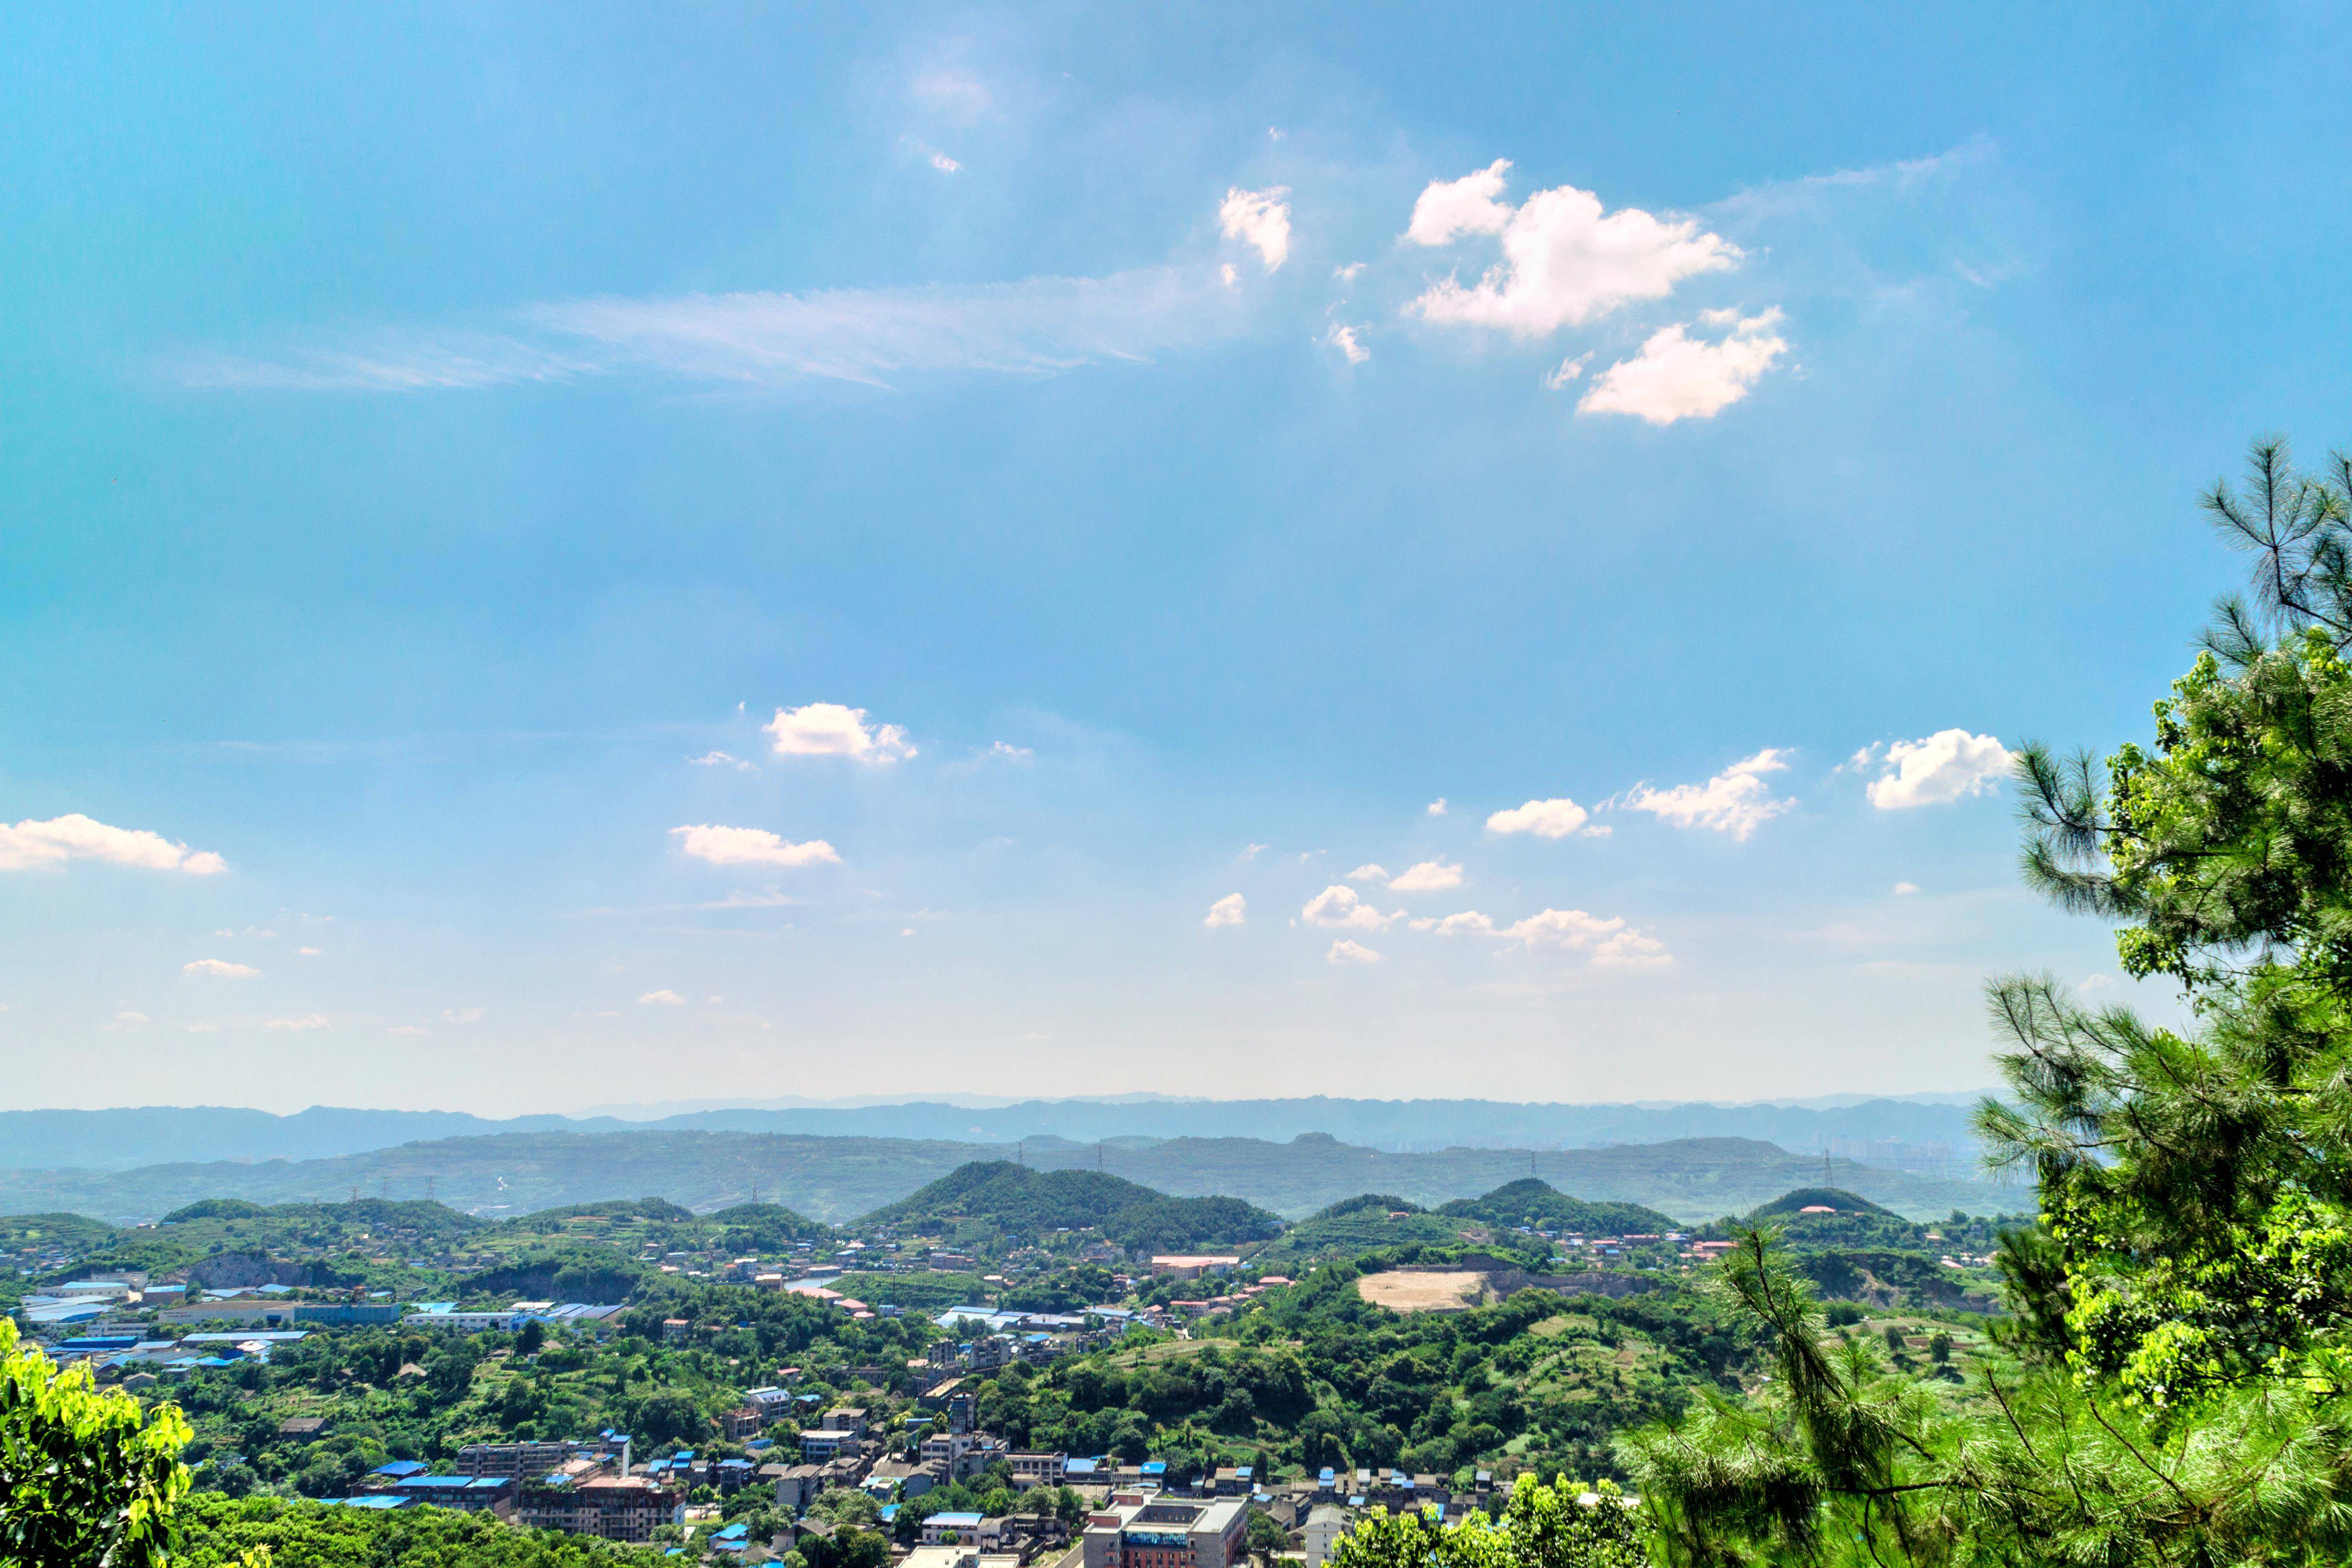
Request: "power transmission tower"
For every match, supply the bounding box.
[425,1175,435,1203]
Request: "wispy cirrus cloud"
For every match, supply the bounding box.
[174,268,1247,395]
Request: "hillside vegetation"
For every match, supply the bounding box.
[861,1162,1285,1250]
[1436,1178,1678,1235]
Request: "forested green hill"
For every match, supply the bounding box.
[860,1162,1285,1248]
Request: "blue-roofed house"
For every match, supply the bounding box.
[372,1460,429,1480]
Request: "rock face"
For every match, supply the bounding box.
[182,1250,350,1289]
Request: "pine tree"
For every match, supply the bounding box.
[1622,440,2352,1565]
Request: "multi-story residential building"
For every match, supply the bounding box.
[388,1475,516,1513]
[513,1476,683,1543]
[457,1441,573,1480]
[921,1512,1006,1548]
[1147,1256,1241,1281]
[1303,1505,1352,1568]
[800,1429,860,1462]
[918,1431,972,1471]
[1082,1495,1248,1568]
[771,1463,827,1510]
[1010,1452,1068,1490]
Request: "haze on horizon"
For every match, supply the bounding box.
[5,6,2340,1119]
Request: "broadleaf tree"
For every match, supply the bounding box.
[0,1317,194,1568]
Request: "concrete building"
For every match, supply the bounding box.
[513,1475,683,1542]
[457,1441,574,1480]
[771,1463,827,1510]
[1083,1495,1248,1568]
[1148,1257,1241,1281]
[921,1512,1006,1548]
[1011,1451,1067,1490]
[799,1429,860,1462]
[1303,1506,1352,1568]
[390,1475,516,1513]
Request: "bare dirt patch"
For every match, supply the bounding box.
[1356,1270,1491,1313]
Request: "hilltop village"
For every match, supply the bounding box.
[5,1161,2019,1562]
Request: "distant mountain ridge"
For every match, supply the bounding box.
[0,1094,1992,1171]
[0,1128,2024,1227]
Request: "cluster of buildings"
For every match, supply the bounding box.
[316,1437,685,1542]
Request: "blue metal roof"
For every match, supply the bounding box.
[373,1461,429,1478]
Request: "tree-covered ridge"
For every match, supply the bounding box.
[1741,1186,1897,1220]
[856,1161,1284,1249]
[1437,1179,1679,1236]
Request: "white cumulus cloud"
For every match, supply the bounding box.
[765,702,915,762]
[265,1015,330,1032]
[442,1007,484,1024]
[1410,905,1670,966]
[1893,881,1921,895]
[670,824,842,869]
[1578,308,1788,424]
[1862,730,2015,809]
[107,1011,149,1031]
[929,151,962,174]
[1327,939,1383,965]
[0,814,225,874]
[1387,859,1464,893]
[1204,894,1247,928]
[690,750,752,771]
[1485,798,1595,839]
[1325,322,1369,363]
[1591,928,1673,969]
[183,959,258,978]
[1621,750,1794,840]
[1405,162,1739,335]
[1219,186,1292,272]
[639,989,685,1006]
[1302,885,1396,931]
[1346,864,1390,883]
[1427,798,1448,816]
[298,946,322,956]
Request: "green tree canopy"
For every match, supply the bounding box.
[1624,439,2352,1565]
[1328,1474,1643,1568]
[0,1318,192,1568]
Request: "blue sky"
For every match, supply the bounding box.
[4,4,2347,1116]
